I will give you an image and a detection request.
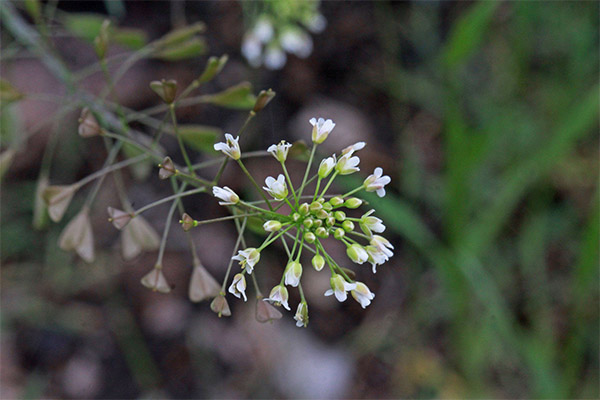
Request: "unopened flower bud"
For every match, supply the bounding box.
[322,202,332,211]
[149,79,178,104]
[342,220,355,232]
[304,232,316,243]
[158,156,177,179]
[107,207,132,230]
[78,107,101,138]
[316,209,328,220]
[180,213,198,231]
[318,156,336,178]
[334,228,345,240]
[317,197,325,204]
[346,243,368,264]
[315,227,328,238]
[329,196,344,207]
[312,219,322,228]
[303,218,314,229]
[294,301,309,328]
[284,260,303,287]
[309,201,322,213]
[312,254,325,271]
[292,212,301,222]
[253,88,276,113]
[298,203,310,215]
[334,211,346,221]
[326,216,336,226]
[141,265,171,293]
[344,197,363,209]
[263,220,282,232]
[256,298,283,323]
[210,294,231,317]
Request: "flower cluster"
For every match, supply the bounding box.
[210,117,393,327]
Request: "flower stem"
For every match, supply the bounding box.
[134,187,206,216]
[297,144,317,205]
[280,161,298,205]
[342,185,364,198]
[156,183,187,266]
[237,159,273,211]
[319,171,339,199]
[187,213,260,227]
[221,217,248,292]
[169,104,196,177]
[212,111,256,185]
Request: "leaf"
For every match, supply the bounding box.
[153,22,206,49]
[24,0,41,20]
[201,82,257,110]
[174,124,221,152]
[153,37,207,61]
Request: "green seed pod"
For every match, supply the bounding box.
[329,196,344,207]
[304,232,316,243]
[342,220,355,232]
[334,228,345,240]
[344,197,363,209]
[334,211,346,221]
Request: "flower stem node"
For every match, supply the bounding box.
[284,261,303,287]
[232,248,260,274]
[325,274,357,302]
[263,174,288,200]
[347,243,368,265]
[334,228,345,240]
[149,79,178,104]
[228,273,248,301]
[304,231,316,243]
[351,282,375,308]
[212,186,239,205]
[78,108,101,138]
[329,196,344,207]
[344,197,363,209]
[298,203,310,215]
[267,140,292,162]
[311,254,325,271]
[294,301,309,328]
[214,133,241,160]
[107,207,133,230]
[315,227,329,239]
[318,156,336,178]
[180,213,198,232]
[310,117,335,144]
[141,265,171,293]
[210,294,232,317]
[158,156,177,179]
[263,220,282,232]
[265,284,291,310]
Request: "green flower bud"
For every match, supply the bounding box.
[344,197,363,209]
[322,202,332,211]
[326,216,336,227]
[309,201,322,213]
[263,220,282,232]
[299,203,310,215]
[312,219,323,228]
[303,218,314,229]
[329,196,344,207]
[317,197,325,204]
[334,228,345,240]
[292,212,301,222]
[304,232,316,243]
[334,211,346,221]
[316,209,328,220]
[342,220,355,232]
[315,227,329,238]
[312,254,325,271]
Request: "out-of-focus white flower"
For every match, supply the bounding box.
[346,243,368,265]
[324,274,356,302]
[265,284,291,310]
[228,273,247,301]
[318,156,336,178]
[242,33,262,67]
[335,153,360,175]
[59,208,94,263]
[264,45,286,70]
[214,133,241,160]
[310,117,335,144]
[305,13,327,33]
[360,209,386,236]
[263,174,288,200]
[280,27,313,58]
[253,17,274,43]
[263,220,283,232]
[121,215,160,261]
[188,261,221,302]
[212,186,239,206]
[232,247,261,274]
[351,282,375,308]
[341,142,366,155]
[364,167,391,198]
[267,141,292,162]
[284,260,303,287]
[294,301,309,327]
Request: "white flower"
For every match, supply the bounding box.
[341,142,366,155]
[280,28,313,58]
[364,167,391,197]
[346,243,369,265]
[284,261,302,287]
[318,156,336,178]
[335,153,360,175]
[265,284,291,310]
[365,245,389,274]
[232,248,260,274]
[360,209,386,236]
[263,174,288,200]
[325,274,357,302]
[294,302,309,328]
[264,45,286,70]
[371,235,394,258]
[253,17,274,43]
[212,186,239,206]
[214,133,241,160]
[309,117,335,144]
[228,273,247,301]
[242,33,262,67]
[351,282,375,309]
[267,141,292,162]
